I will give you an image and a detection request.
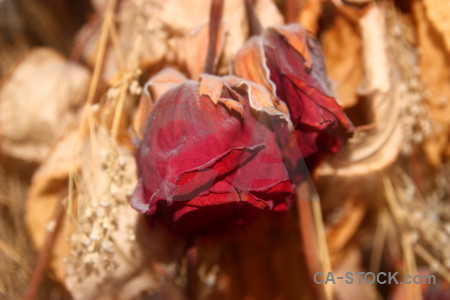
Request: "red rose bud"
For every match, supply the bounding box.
[131,74,294,235]
[234,24,354,175]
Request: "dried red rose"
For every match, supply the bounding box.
[234,24,354,176]
[131,74,294,235]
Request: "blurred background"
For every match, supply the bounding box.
[0,0,449,299]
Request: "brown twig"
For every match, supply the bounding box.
[244,0,262,36]
[204,0,224,74]
[296,181,324,300]
[285,0,299,24]
[23,191,66,300]
[409,144,425,199]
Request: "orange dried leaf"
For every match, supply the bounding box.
[233,37,275,94]
[133,68,187,138]
[413,1,450,165]
[272,26,314,69]
[199,74,244,116]
[183,23,225,80]
[320,9,363,108]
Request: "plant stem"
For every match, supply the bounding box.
[296,181,324,300]
[244,0,262,36]
[23,193,66,300]
[204,0,225,74]
[285,0,299,24]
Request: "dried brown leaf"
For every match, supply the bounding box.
[320,8,363,108]
[25,127,82,280]
[77,0,168,82]
[413,1,450,165]
[297,0,322,33]
[233,37,274,94]
[0,48,90,163]
[199,74,292,126]
[423,0,450,52]
[133,68,187,138]
[199,74,244,116]
[317,6,403,255]
[162,0,282,75]
[183,24,225,80]
[319,6,402,176]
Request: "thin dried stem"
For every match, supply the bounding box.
[111,35,142,139]
[204,0,224,74]
[296,181,325,300]
[244,0,262,36]
[78,0,118,140]
[23,192,66,300]
[414,244,450,283]
[285,0,299,24]
[312,199,333,300]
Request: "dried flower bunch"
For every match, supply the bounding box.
[1,0,449,299]
[131,16,353,234]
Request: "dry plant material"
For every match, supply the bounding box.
[385,167,450,283]
[25,128,82,280]
[78,0,167,82]
[320,6,363,108]
[183,24,226,80]
[64,127,155,300]
[413,0,450,165]
[318,5,403,180]
[332,246,379,300]
[234,23,354,176]
[0,48,90,163]
[77,0,283,81]
[297,0,323,33]
[163,0,283,74]
[133,68,187,138]
[317,4,404,259]
[422,0,450,52]
[6,1,449,299]
[131,75,295,235]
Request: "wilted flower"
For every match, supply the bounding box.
[131,74,294,235]
[234,24,354,175]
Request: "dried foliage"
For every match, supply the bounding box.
[1,0,449,299]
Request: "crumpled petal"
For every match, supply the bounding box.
[234,24,354,174]
[131,76,294,234]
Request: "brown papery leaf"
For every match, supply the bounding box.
[199,74,292,126]
[413,1,450,165]
[133,68,187,138]
[25,127,82,281]
[297,0,322,33]
[162,0,282,75]
[76,0,168,82]
[233,37,275,94]
[0,48,90,163]
[320,5,402,173]
[199,74,244,116]
[320,6,363,108]
[423,0,450,52]
[317,5,403,256]
[223,76,291,126]
[183,23,225,80]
